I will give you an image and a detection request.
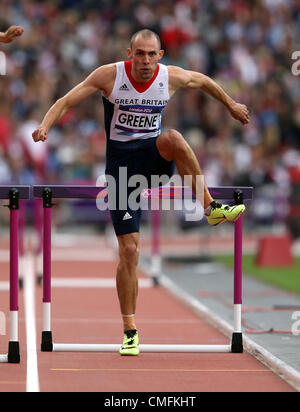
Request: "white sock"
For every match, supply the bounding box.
[204,205,212,216]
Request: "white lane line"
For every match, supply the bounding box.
[23,254,40,393]
[0,281,9,291]
[0,250,116,263]
[51,277,152,288]
[0,250,9,262]
[51,250,116,261]
[46,318,203,324]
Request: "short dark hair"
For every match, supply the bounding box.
[130,29,161,50]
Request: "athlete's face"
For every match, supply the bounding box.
[127,35,164,83]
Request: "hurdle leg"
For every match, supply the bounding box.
[151,208,161,286]
[34,199,43,285]
[18,200,26,289]
[8,189,20,363]
[41,188,53,352]
[231,190,244,353]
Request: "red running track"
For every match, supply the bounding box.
[0,236,296,392]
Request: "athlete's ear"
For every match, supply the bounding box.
[127,48,133,60]
[158,49,164,61]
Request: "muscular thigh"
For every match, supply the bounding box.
[143,136,175,187]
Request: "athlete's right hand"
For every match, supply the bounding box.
[2,25,24,43]
[32,126,48,142]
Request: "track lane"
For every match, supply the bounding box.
[0,236,296,392]
[34,243,295,392]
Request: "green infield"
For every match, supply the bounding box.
[216,255,300,296]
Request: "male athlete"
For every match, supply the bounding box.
[0,25,24,43]
[32,29,249,356]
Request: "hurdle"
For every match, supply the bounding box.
[33,184,252,354]
[0,185,30,363]
[148,186,253,353]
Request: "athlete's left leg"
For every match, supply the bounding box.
[156,129,245,225]
[156,129,213,208]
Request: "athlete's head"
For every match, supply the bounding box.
[127,29,164,83]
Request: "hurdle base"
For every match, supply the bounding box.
[41,331,53,352]
[152,276,160,287]
[231,332,243,353]
[8,341,20,363]
[37,274,43,286]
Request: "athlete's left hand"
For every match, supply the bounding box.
[229,102,250,125]
[32,126,48,142]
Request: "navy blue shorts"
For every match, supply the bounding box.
[105,137,175,236]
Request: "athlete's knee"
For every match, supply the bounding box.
[118,238,140,265]
[168,129,190,160]
[164,129,183,145]
[157,129,186,160]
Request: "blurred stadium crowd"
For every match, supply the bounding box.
[0,0,299,232]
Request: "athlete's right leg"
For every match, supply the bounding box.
[105,141,147,355]
[106,169,142,355]
[116,232,141,356]
[116,232,140,331]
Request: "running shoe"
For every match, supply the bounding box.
[206,201,245,226]
[119,329,140,356]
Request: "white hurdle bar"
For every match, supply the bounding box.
[52,344,231,353]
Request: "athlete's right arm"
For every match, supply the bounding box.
[0,26,24,43]
[32,64,116,142]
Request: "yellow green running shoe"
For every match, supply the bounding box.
[206,201,246,226]
[119,329,140,356]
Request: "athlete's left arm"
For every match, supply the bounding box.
[168,66,249,125]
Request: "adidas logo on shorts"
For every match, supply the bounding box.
[123,212,132,220]
[119,83,129,91]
